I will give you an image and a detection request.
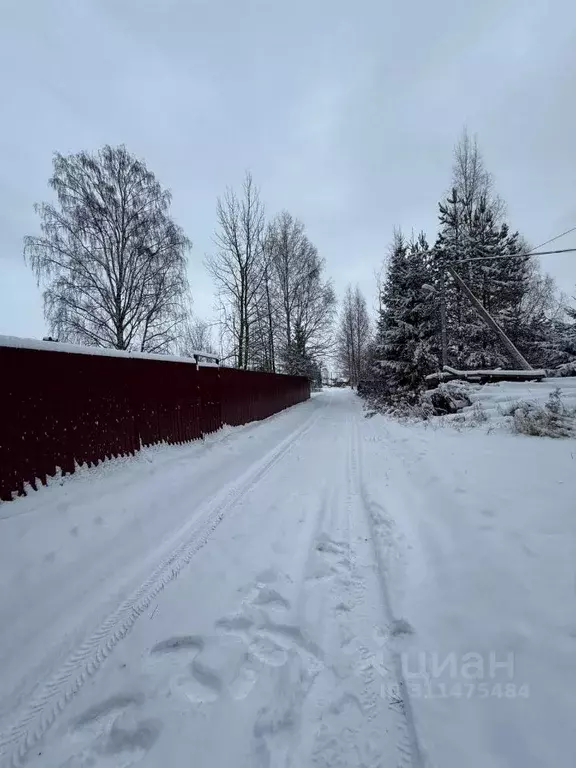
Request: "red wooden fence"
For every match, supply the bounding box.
[0,338,310,502]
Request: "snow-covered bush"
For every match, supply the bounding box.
[510,389,575,438]
[420,381,473,416]
[363,380,473,421]
[390,399,435,421]
[469,402,488,425]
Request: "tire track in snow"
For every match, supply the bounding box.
[0,402,324,768]
[305,412,413,767]
[350,415,425,768]
[250,407,407,768]
[249,485,337,766]
[247,411,352,767]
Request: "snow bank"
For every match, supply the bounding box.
[360,408,576,768]
[467,376,576,413]
[434,376,576,433]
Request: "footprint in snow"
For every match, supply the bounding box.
[149,574,316,709]
[149,633,256,704]
[56,693,161,768]
[390,619,414,638]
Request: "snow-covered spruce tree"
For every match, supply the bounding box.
[372,231,439,404]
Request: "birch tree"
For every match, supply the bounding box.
[206,173,265,369]
[24,145,191,352]
[266,211,336,368]
[337,284,371,387]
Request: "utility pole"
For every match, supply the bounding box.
[447,266,533,371]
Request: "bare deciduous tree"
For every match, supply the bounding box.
[337,284,371,387]
[24,145,191,352]
[207,193,335,372]
[522,259,564,324]
[180,315,216,356]
[452,128,505,224]
[206,173,265,369]
[266,211,336,368]
[249,262,278,371]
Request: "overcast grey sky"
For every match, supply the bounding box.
[1,0,575,340]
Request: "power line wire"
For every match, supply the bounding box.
[454,247,576,265]
[528,225,576,253]
[449,223,576,265]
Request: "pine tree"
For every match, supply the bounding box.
[489,223,531,355]
[434,186,531,368]
[430,131,540,369]
[461,198,530,367]
[433,189,467,364]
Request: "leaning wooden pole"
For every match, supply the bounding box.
[446,266,533,371]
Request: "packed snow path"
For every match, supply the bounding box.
[1,388,575,767]
[0,390,420,768]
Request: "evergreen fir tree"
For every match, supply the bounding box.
[373,231,439,402]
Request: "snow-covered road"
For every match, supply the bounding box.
[1,388,575,767]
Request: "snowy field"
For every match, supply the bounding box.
[1,388,575,767]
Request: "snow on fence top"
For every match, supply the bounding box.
[0,334,219,366]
